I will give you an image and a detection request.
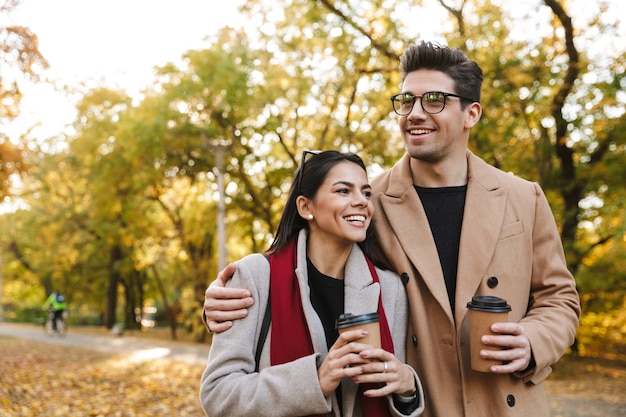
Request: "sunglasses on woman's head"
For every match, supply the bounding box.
[296,150,321,194]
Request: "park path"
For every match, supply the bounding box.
[0,322,210,366]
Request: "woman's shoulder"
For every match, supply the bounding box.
[236,253,270,272]
[228,253,271,293]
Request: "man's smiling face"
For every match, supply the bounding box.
[398,69,475,163]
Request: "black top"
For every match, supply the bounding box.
[307,258,344,414]
[415,185,467,316]
[307,258,344,349]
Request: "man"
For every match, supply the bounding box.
[203,41,580,416]
[43,289,67,331]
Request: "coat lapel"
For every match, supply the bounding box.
[377,154,452,319]
[342,245,380,417]
[294,230,329,356]
[344,245,381,315]
[454,152,508,325]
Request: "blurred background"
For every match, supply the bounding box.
[0,0,624,360]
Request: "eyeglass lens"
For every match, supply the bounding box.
[392,92,447,115]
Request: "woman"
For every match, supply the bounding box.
[200,150,424,417]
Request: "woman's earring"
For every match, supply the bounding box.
[308,214,314,220]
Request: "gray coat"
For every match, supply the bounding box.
[200,229,424,417]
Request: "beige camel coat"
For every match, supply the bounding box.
[371,151,580,417]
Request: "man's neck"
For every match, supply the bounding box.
[410,153,469,188]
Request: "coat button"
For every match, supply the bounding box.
[487,276,499,288]
[506,394,515,407]
[412,335,417,346]
[400,272,409,285]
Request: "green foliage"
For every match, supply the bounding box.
[576,293,626,359]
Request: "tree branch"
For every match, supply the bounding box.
[317,0,399,60]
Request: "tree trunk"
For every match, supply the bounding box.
[151,265,178,340]
[106,245,122,329]
[544,0,582,274]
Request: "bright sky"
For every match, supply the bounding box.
[9,0,244,142]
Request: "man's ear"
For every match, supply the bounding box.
[464,102,482,129]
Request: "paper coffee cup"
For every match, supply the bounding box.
[335,312,381,349]
[466,295,511,372]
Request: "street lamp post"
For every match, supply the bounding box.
[214,141,228,272]
[202,133,231,273]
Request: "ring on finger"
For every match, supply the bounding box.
[382,361,388,374]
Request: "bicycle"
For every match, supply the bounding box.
[45,308,67,337]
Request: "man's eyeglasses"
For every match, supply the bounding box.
[390,91,474,116]
[295,149,321,195]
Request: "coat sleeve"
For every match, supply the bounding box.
[199,254,331,417]
[518,183,581,383]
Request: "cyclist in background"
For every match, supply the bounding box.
[43,290,67,332]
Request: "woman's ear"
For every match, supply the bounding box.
[296,196,313,220]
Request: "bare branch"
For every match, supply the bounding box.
[317,0,399,60]
[437,0,467,38]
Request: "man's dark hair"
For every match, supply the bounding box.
[400,41,483,106]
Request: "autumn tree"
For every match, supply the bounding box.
[2,0,624,343]
[0,0,48,197]
[246,0,626,306]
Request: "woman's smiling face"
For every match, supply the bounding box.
[302,161,373,248]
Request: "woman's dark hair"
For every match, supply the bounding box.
[266,150,391,269]
[400,40,483,107]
